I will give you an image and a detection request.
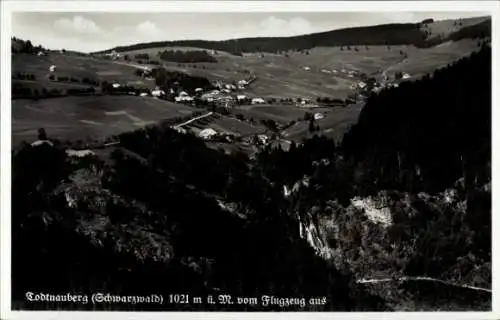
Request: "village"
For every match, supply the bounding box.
[26,48,414,159]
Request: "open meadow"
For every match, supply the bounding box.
[12,95,198,145]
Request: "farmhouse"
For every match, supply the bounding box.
[151,88,165,97]
[173,127,187,134]
[257,134,269,145]
[199,128,217,140]
[251,97,266,104]
[314,113,324,120]
[175,95,194,103]
[237,80,248,88]
[66,149,96,158]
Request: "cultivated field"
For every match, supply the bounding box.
[12,95,198,145]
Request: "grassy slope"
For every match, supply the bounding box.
[117,39,480,100]
[12,20,484,147]
[12,96,198,145]
[12,52,156,90]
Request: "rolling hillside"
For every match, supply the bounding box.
[96,16,490,54]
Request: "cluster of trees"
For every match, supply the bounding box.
[342,44,491,194]
[47,75,100,87]
[48,75,80,83]
[81,77,100,86]
[316,97,347,106]
[11,37,44,54]
[134,53,150,60]
[66,87,96,96]
[96,19,489,55]
[100,81,147,96]
[159,50,217,63]
[12,83,97,100]
[12,72,36,81]
[151,68,214,94]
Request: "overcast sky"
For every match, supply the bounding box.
[12,12,488,53]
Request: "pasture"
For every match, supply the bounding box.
[12,95,198,145]
[118,39,480,100]
[283,103,364,143]
[12,52,155,90]
[234,104,332,125]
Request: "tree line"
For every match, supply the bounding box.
[97,19,490,55]
[159,49,218,63]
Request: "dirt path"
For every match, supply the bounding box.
[357,276,492,293]
[173,112,214,128]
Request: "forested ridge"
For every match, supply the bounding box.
[96,19,490,55]
[11,45,491,311]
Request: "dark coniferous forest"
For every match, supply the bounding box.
[11,45,491,311]
[96,19,490,55]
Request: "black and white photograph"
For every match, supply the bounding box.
[1,1,498,318]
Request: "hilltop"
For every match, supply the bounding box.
[96,16,490,55]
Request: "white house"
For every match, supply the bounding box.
[37,51,45,56]
[358,81,367,89]
[402,72,411,79]
[66,149,95,158]
[195,88,203,93]
[237,80,248,87]
[303,66,311,71]
[236,95,247,101]
[140,92,149,97]
[179,91,189,97]
[314,113,324,120]
[175,95,194,102]
[151,88,165,97]
[321,69,331,74]
[251,97,266,104]
[49,65,56,72]
[257,134,269,145]
[112,83,121,88]
[199,128,217,140]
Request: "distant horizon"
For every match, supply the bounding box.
[12,12,490,53]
